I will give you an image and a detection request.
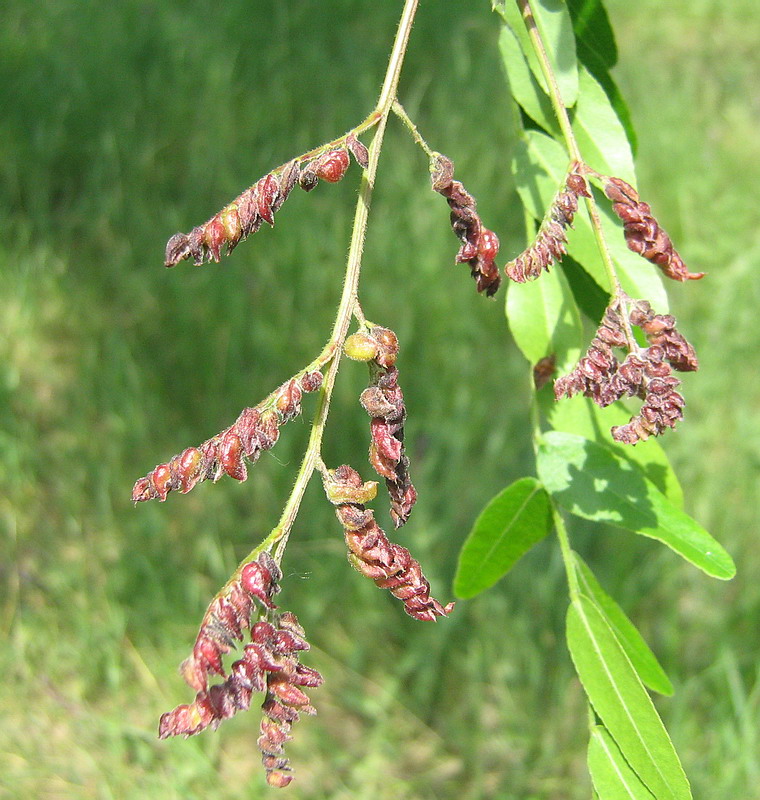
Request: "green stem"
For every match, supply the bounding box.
[517,0,624,303]
[233,0,420,570]
[553,504,580,601]
[392,100,435,157]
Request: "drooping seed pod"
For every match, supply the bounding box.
[313,148,351,183]
[554,295,697,443]
[131,369,323,503]
[430,153,501,297]
[602,176,705,282]
[159,574,322,789]
[350,326,417,527]
[505,161,591,283]
[346,133,369,169]
[323,466,454,621]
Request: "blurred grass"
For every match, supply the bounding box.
[0,1,758,798]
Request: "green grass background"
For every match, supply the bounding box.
[1,1,758,798]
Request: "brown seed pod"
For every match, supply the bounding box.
[603,176,704,282]
[505,161,590,283]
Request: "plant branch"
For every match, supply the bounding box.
[517,0,628,310]
[392,100,435,157]
[233,0,420,569]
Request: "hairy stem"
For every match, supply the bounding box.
[392,100,435,157]
[517,0,631,331]
[233,0,420,569]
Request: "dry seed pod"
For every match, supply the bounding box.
[505,162,591,283]
[603,176,704,282]
[132,369,323,503]
[159,563,322,790]
[354,326,417,527]
[554,296,697,443]
[164,136,362,268]
[430,153,501,297]
[323,465,454,621]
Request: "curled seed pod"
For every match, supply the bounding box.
[554,296,697,443]
[603,176,704,282]
[323,465,454,621]
[352,326,416,526]
[346,133,369,169]
[505,161,590,283]
[132,371,319,503]
[257,174,280,226]
[430,153,501,297]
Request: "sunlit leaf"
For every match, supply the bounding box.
[537,432,735,579]
[506,256,583,373]
[567,596,692,800]
[574,553,673,695]
[495,0,578,106]
[454,478,552,599]
[588,725,657,800]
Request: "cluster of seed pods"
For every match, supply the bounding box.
[158,552,322,789]
[164,134,368,268]
[131,370,323,503]
[554,297,698,443]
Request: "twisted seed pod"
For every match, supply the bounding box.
[323,465,454,621]
[603,176,705,282]
[132,370,323,503]
[505,161,591,283]
[431,153,501,296]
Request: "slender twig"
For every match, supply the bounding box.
[517,0,635,345]
[229,0,420,570]
[392,100,435,157]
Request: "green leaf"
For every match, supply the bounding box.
[545,394,684,508]
[567,595,692,800]
[572,66,636,184]
[454,478,553,599]
[560,254,609,322]
[514,131,668,313]
[588,725,657,800]
[537,432,736,579]
[499,25,558,133]
[495,0,578,107]
[574,553,673,695]
[566,0,617,69]
[506,255,583,373]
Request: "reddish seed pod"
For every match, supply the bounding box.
[220,205,241,246]
[240,561,277,608]
[131,476,153,503]
[257,174,279,225]
[299,370,323,393]
[203,216,226,262]
[346,133,369,168]
[175,447,203,492]
[314,149,350,183]
[151,463,173,501]
[478,229,500,261]
[220,431,247,481]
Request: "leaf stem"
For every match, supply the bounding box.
[517,0,624,303]
[234,0,420,569]
[391,100,435,157]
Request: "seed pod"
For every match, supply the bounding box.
[344,332,379,362]
[505,161,590,283]
[257,174,280,226]
[314,149,350,183]
[346,133,369,169]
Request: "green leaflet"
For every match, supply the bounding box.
[572,66,636,184]
[506,255,583,373]
[574,553,673,695]
[588,725,657,800]
[560,254,609,322]
[499,25,558,134]
[567,596,692,800]
[565,0,638,153]
[454,478,552,599]
[537,432,735,579]
[495,0,578,107]
[512,131,669,312]
[545,393,684,508]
